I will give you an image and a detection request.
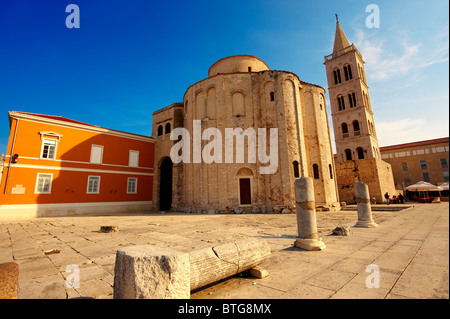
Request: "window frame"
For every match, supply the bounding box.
[34,173,53,194]
[90,145,104,164]
[127,177,138,194]
[420,160,428,171]
[129,150,139,168]
[40,138,58,160]
[86,176,101,194]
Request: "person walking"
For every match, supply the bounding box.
[385,192,390,205]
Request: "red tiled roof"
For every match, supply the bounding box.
[379,137,449,152]
[12,111,97,127]
[9,111,154,140]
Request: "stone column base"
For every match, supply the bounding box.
[294,238,326,251]
[354,220,378,228]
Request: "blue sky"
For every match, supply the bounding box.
[0,0,448,155]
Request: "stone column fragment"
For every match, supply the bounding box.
[294,177,326,251]
[113,245,190,299]
[189,238,271,291]
[354,181,378,228]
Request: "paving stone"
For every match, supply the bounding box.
[0,262,19,299]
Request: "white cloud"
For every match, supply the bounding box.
[375,118,444,147]
[354,26,449,82]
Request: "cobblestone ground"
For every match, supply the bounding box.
[0,203,448,299]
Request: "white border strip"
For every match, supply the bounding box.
[7,163,154,176]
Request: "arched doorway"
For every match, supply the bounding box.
[159,157,173,211]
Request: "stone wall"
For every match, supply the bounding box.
[335,158,396,204]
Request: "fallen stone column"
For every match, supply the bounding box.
[114,245,190,299]
[294,177,326,251]
[354,181,378,228]
[113,238,271,298]
[189,238,271,291]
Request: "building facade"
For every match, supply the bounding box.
[380,137,449,190]
[325,19,396,203]
[0,111,155,218]
[152,55,340,213]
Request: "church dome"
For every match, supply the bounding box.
[208,55,270,77]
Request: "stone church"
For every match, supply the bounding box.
[151,19,395,213]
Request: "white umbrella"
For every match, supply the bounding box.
[439,182,449,190]
[405,181,442,192]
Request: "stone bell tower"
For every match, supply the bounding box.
[324,16,380,162]
[324,16,395,203]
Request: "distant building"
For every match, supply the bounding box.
[0,111,155,218]
[379,137,449,190]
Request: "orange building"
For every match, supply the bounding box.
[0,111,155,218]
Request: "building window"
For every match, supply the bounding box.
[270,92,275,101]
[90,145,103,164]
[422,172,430,182]
[165,122,171,134]
[344,64,353,81]
[293,161,299,178]
[348,92,357,108]
[338,96,345,111]
[345,149,352,161]
[129,150,139,167]
[342,123,349,138]
[444,171,449,182]
[41,139,57,159]
[440,158,448,169]
[127,178,137,194]
[313,164,319,179]
[157,125,163,136]
[356,147,365,160]
[420,160,428,170]
[35,173,53,194]
[248,66,252,72]
[333,69,342,85]
[353,120,360,136]
[403,173,411,184]
[87,176,100,194]
[329,164,333,179]
[402,162,408,171]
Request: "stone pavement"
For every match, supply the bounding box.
[0,202,448,299]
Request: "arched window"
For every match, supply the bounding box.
[344,64,353,81]
[232,92,245,117]
[270,91,275,101]
[345,149,352,161]
[313,164,319,179]
[348,92,356,108]
[337,95,345,111]
[329,164,333,179]
[356,147,365,160]
[342,123,349,138]
[165,122,171,134]
[157,125,163,136]
[293,161,299,178]
[333,69,342,85]
[353,120,360,136]
[207,87,216,119]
